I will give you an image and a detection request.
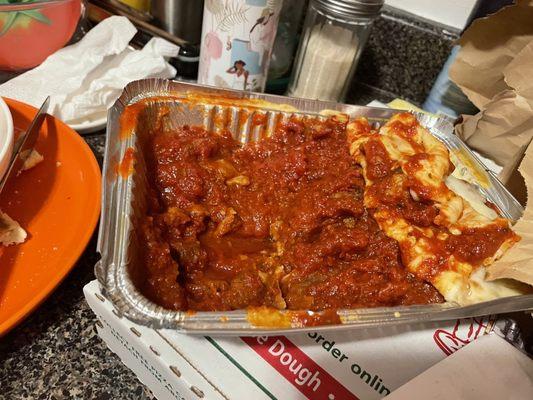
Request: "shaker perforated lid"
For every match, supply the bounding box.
[313,0,384,19]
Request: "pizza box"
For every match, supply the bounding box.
[386,333,533,399]
[84,280,531,400]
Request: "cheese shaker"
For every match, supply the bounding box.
[288,0,384,102]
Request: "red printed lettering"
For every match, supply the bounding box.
[242,336,358,400]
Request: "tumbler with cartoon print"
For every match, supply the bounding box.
[198,0,283,92]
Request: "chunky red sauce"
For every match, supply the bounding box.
[364,140,394,180]
[362,132,517,282]
[446,223,514,265]
[140,116,443,311]
[413,222,515,282]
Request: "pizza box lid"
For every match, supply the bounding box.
[84,280,530,400]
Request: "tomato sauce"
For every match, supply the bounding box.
[139,115,443,311]
[118,147,136,178]
[362,117,517,283]
[290,309,341,327]
[119,102,146,140]
[364,140,394,180]
[446,223,515,265]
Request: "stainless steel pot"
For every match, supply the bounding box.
[150,0,204,44]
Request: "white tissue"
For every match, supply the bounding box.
[0,16,179,126]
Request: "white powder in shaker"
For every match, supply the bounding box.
[291,23,359,101]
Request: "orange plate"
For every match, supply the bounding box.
[0,98,101,335]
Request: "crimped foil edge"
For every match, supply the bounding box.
[96,78,530,333]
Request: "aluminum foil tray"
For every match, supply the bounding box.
[95,78,532,334]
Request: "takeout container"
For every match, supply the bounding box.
[95,78,533,334]
[0,97,14,181]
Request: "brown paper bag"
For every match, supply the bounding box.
[452,0,533,188]
[449,0,533,108]
[453,11,533,172]
[450,1,533,286]
[455,90,533,168]
[487,144,533,284]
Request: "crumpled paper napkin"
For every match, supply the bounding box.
[0,16,179,127]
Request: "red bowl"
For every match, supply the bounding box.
[0,0,82,71]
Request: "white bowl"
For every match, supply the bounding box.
[0,97,14,181]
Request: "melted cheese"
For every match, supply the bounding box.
[347,112,522,305]
[445,175,497,220]
[434,268,525,305]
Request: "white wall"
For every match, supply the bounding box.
[385,0,478,30]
